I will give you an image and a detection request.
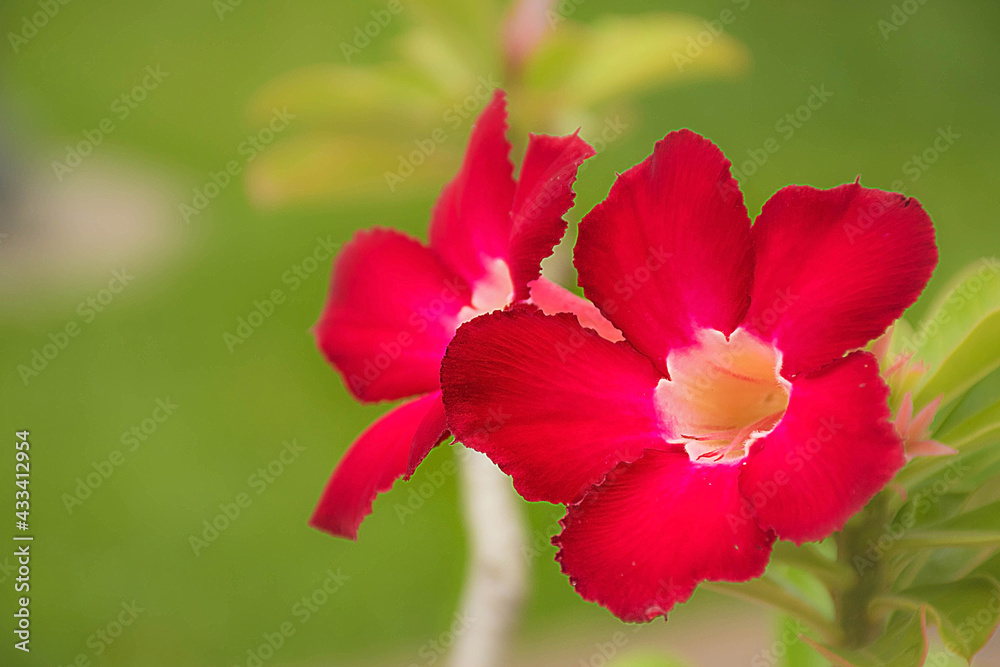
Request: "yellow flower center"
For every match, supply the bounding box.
[656,328,790,463]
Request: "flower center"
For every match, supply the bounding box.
[457,258,514,325]
[656,328,790,464]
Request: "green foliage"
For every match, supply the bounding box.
[914,258,1000,408]
[523,13,751,108]
[898,576,1000,661]
[242,5,749,206]
[761,260,1000,666]
[805,610,928,667]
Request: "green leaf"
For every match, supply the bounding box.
[934,367,1000,457]
[898,576,1000,661]
[524,13,751,109]
[246,63,447,132]
[934,365,1000,437]
[910,499,1000,538]
[899,437,1000,510]
[973,550,1000,582]
[895,530,1000,550]
[243,132,460,207]
[407,0,503,77]
[913,258,1000,408]
[775,615,827,667]
[901,546,996,590]
[393,25,499,98]
[802,609,928,667]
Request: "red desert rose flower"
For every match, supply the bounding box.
[311,90,596,539]
[440,129,938,621]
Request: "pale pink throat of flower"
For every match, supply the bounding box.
[457,258,515,325]
[656,328,791,464]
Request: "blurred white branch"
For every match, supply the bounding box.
[448,448,529,667]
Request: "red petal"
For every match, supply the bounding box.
[745,183,937,378]
[310,392,447,540]
[575,130,754,373]
[440,306,670,504]
[429,90,517,285]
[508,132,595,299]
[314,228,470,402]
[527,276,624,342]
[407,392,449,476]
[740,352,905,544]
[555,452,775,622]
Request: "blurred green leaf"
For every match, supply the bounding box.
[915,499,1000,536]
[803,609,928,667]
[243,132,459,207]
[524,13,751,109]
[934,368,1000,456]
[898,576,1000,661]
[246,63,446,132]
[914,258,1000,408]
[902,546,996,590]
[394,25,499,98]
[408,0,503,77]
[776,615,828,667]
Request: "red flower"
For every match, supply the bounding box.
[440,130,938,621]
[311,90,595,539]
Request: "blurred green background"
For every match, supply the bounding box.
[1,0,998,665]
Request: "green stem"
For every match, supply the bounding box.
[869,594,923,614]
[704,578,843,645]
[832,492,895,648]
[771,542,856,589]
[893,530,1000,550]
